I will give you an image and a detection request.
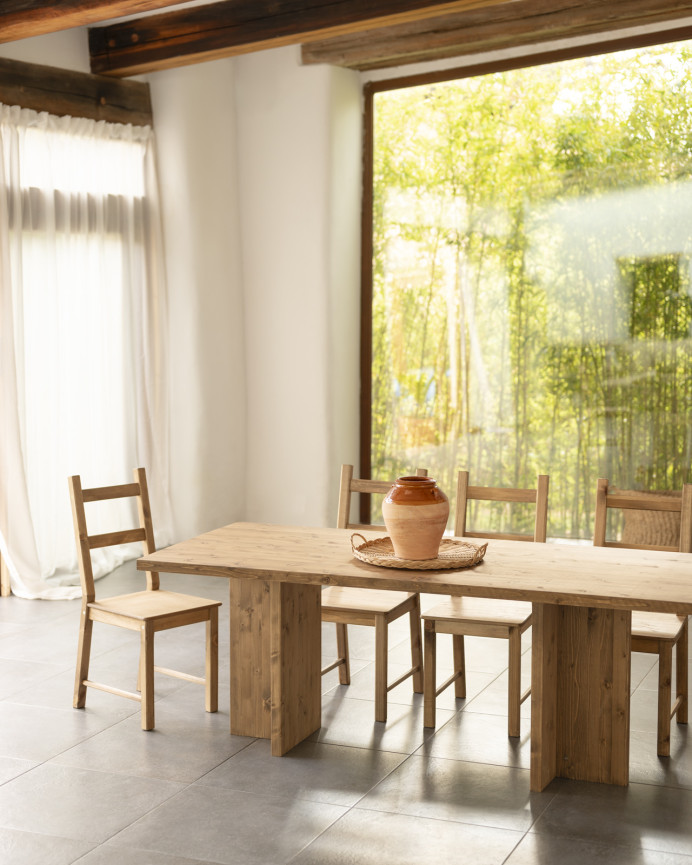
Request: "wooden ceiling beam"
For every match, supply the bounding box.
[301,0,692,70]
[0,56,152,125]
[87,0,507,77]
[0,1,193,44]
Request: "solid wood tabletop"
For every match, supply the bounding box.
[137,522,692,614]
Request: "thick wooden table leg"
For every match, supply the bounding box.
[270,582,321,755]
[531,602,631,791]
[229,579,322,753]
[229,578,272,739]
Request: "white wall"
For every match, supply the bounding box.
[149,46,362,534]
[148,59,247,539]
[325,66,363,507]
[0,29,89,71]
[234,46,361,528]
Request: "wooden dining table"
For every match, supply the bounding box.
[137,521,692,791]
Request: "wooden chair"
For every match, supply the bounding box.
[422,470,549,735]
[594,478,692,756]
[321,464,427,723]
[69,467,221,730]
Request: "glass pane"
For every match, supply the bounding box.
[371,43,692,538]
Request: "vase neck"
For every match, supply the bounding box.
[395,476,436,488]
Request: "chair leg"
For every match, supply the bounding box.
[73,609,93,709]
[409,596,424,694]
[375,613,388,723]
[140,622,155,731]
[206,608,219,713]
[676,620,688,725]
[335,623,351,685]
[452,634,466,699]
[508,627,521,738]
[423,620,437,728]
[657,642,673,756]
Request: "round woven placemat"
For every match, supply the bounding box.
[351,533,487,570]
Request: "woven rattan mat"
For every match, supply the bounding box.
[351,533,487,570]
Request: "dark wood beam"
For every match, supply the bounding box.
[302,0,692,70]
[87,0,507,77]
[0,1,193,44]
[365,25,692,95]
[0,57,152,125]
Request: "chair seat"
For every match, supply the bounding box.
[422,596,532,627]
[321,586,416,615]
[90,590,221,622]
[631,611,686,642]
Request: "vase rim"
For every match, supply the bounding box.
[395,476,436,484]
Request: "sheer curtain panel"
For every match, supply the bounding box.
[0,104,171,599]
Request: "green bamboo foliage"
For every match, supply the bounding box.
[371,44,692,538]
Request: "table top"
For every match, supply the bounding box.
[137,522,692,614]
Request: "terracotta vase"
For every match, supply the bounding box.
[382,476,449,560]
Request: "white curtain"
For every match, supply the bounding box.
[0,104,172,599]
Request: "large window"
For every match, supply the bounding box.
[368,42,692,537]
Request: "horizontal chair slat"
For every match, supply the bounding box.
[350,479,396,494]
[386,666,419,692]
[607,494,681,512]
[84,679,141,702]
[82,482,140,502]
[465,530,536,542]
[604,540,678,553]
[467,486,536,503]
[88,528,147,549]
[153,665,205,685]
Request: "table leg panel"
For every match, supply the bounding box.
[229,578,272,739]
[270,582,322,756]
[530,602,558,791]
[609,609,632,783]
[556,606,630,785]
[531,603,631,791]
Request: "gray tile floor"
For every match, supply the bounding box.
[1,561,691,864]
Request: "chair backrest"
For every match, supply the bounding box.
[594,478,692,553]
[454,470,549,542]
[68,466,159,601]
[336,464,428,531]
